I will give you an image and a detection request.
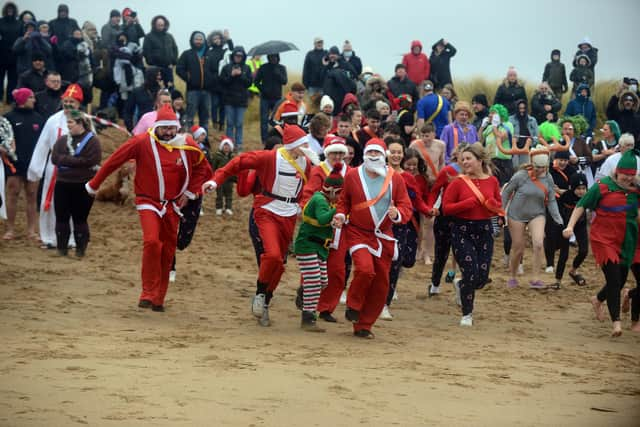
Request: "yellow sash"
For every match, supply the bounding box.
[320,162,331,176]
[278,147,307,183]
[148,130,205,164]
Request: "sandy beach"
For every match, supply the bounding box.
[1,126,639,426]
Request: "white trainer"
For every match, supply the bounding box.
[169,270,176,283]
[392,290,398,301]
[544,266,554,274]
[517,263,524,275]
[503,254,509,268]
[216,209,223,216]
[225,209,233,216]
[339,290,347,304]
[454,279,462,307]
[379,305,393,320]
[429,284,441,296]
[460,314,473,327]
[251,294,265,318]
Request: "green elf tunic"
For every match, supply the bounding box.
[294,192,337,260]
[577,176,639,266]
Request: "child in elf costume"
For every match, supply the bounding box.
[294,164,344,332]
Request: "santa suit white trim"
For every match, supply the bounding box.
[0,160,5,219]
[349,166,399,261]
[27,110,74,246]
[261,150,306,217]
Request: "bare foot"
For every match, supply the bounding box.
[621,288,630,313]
[611,321,622,337]
[631,321,640,332]
[590,296,605,322]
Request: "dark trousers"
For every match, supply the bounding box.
[249,208,263,266]
[545,218,588,280]
[259,97,280,142]
[54,181,94,249]
[159,66,174,87]
[388,220,419,306]
[210,92,225,125]
[451,219,494,316]
[431,215,453,287]
[629,264,640,322]
[596,262,629,322]
[0,62,17,103]
[493,158,514,186]
[215,180,233,210]
[171,197,202,271]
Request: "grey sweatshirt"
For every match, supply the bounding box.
[501,169,563,224]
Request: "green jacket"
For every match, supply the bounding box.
[211,150,236,183]
[294,192,336,260]
[484,122,514,160]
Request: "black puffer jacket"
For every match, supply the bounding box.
[176,31,216,91]
[254,54,287,100]
[4,107,45,177]
[0,2,21,66]
[302,47,327,88]
[494,80,527,115]
[321,58,357,109]
[142,15,178,67]
[218,46,252,107]
[35,87,63,119]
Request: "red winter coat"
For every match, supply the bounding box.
[402,40,431,86]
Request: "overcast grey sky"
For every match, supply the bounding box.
[20,0,639,82]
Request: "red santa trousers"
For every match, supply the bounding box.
[347,246,393,332]
[138,209,179,306]
[254,207,297,291]
[316,235,348,314]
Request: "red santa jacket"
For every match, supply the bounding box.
[300,160,350,206]
[87,132,213,217]
[337,166,412,258]
[213,149,312,212]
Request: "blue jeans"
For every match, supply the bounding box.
[224,105,247,150]
[260,97,281,142]
[210,92,224,125]
[186,90,211,132]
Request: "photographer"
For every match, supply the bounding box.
[530,82,561,125]
[320,46,357,112]
[121,8,144,46]
[219,46,252,151]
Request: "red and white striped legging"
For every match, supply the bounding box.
[296,253,328,312]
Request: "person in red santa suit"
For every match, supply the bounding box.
[297,134,352,322]
[203,124,319,326]
[332,138,413,338]
[85,104,213,312]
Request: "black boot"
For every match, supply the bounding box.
[56,230,70,256]
[74,231,89,258]
[301,311,325,332]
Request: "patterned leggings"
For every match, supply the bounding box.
[431,215,453,287]
[296,253,328,312]
[451,219,494,316]
[388,221,419,306]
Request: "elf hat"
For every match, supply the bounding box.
[219,136,234,151]
[190,125,206,140]
[363,138,387,156]
[283,124,308,150]
[323,135,348,156]
[323,163,344,192]
[616,150,638,175]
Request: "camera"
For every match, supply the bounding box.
[130,11,137,18]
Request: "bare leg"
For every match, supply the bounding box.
[4,176,22,236]
[590,295,605,322]
[528,216,546,283]
[25,180,39,237]
[423,215,434,263]
[508,220,526,280]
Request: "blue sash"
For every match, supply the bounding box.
[74,132,94,156]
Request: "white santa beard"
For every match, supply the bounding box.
[299,146,320,165]
[165,134,186,146]
[364,157,387,176]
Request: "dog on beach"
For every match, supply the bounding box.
[96,161,135,205]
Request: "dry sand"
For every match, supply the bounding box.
[1,126,639,426]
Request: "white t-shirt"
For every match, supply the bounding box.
[595,151,640,181]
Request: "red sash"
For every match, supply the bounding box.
[459,174,505,216]
[354,168,395,211]
[412,140,438,178]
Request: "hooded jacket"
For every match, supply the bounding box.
[142,15,178,67]
[219,46,252,107]
[572,38,598,77]
[176,31,215,91]
[0,2,22,66]
[565,83,596,136]
[387,74,419,107]
[607,91,640,140]
[13,29,53,76]
[494,77,527,116]
[569,54,594,89]
[206,30,234,92]
[254,54,288,100]
[429,40,456,89]
[530,89,561,124]
[302,46,328,88]
[321,58,357,111]
[402,40,430,86]
[542,50,568,93]
[508,100,539,148]
[48,8,79,44]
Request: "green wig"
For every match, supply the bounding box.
[489,104,508,122]
[605,120,621,142]
[559,115,588,137]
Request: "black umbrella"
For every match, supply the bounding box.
[247,40,298,57]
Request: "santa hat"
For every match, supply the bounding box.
[323,163,344,192]
[61,83,84,103]
[363,138,387,156]
[12,88,33,106]
[282,125,307,150]
[530,147,550,168]
[190,125,206,140]
[616,150,638,175]
[280,101,299,118]
[323,134,348,157]
[153,103,180,128]
[219,136,234,151]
